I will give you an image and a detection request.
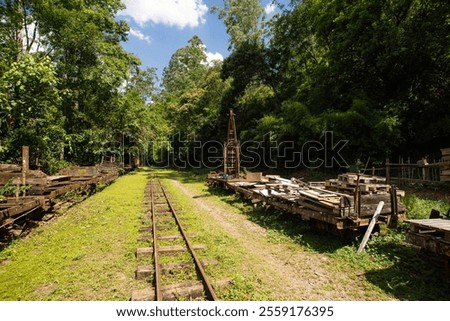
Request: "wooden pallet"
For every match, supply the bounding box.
[325,178,389,194]
[338,173,386,184]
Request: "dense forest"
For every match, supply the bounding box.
[1,0,449,173]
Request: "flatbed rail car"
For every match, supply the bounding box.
[0,165,119,228]
[405,218,450,278]
[406,218,450,257]
[208,172,405,231]
[0,197,47,227]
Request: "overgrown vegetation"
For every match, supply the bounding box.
[0,1,167,173]
[154,0,450,167]
[0,169,448,300]
[0,179,31,199]
[0,171,148,300]
[160,169,450,300]
[403,194,450,219]
[2,1,448,171]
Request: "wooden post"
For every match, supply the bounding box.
[22,146,29,196]
[400,157,404,184]
[430,159,436,181]
[386,158,390,184]
[15,178,20,200]
[354,172,361,218]
[407,157,411,181]
[387,186,398,228]
[358,201,384,253]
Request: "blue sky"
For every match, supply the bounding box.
[117,0,288,80]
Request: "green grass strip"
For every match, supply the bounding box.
[0,170,148,300]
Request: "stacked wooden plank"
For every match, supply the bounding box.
[46,165,119,198]
[57,166,99,181]
[220,171,406,228]
[1,164,119,197]
[0,197,46,222]
[296,189,342,216]
[1,164,120,227]
[325,173,389,194]
[0,164,21,172]
[0,164,48,195]
[321,173,406,218]
[235,176,327,214]
[441,148,450,182]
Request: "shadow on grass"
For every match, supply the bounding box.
[207,185,352,253]
[363,241,450,300]
[208,184,450,300]
[123,169,139,175]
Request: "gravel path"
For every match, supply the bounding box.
[170,179,389,300]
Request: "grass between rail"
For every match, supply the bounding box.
[0,170,148,300]
[158,174,272,300]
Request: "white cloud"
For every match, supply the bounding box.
[129,27,151,44]
[120,0,208,29]
[205,51,224,66]
[264,3,277,15]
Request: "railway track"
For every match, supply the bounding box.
[132,179,218,301]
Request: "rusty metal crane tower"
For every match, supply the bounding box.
[224,109,240,178]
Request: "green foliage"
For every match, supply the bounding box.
[402,194,450,219]
[0,1,21,74]
[162,36,208,96]
[221,42,273,109]
[0,54,66,172]
[126,67,158,104]
[0,179,17,197]
[153,0,449,169]
[116,89,170,161]
[267,0,450,162]
[0,179,32,198]
[213,0,265,50]
[0,0,154,171]
[1,0,448,171]
[159,36,230,163]
[45,0,139,164]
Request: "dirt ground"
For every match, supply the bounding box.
[170,179,392,301]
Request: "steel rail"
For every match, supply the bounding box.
[158,180,218,301]
[150,181,163,301]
